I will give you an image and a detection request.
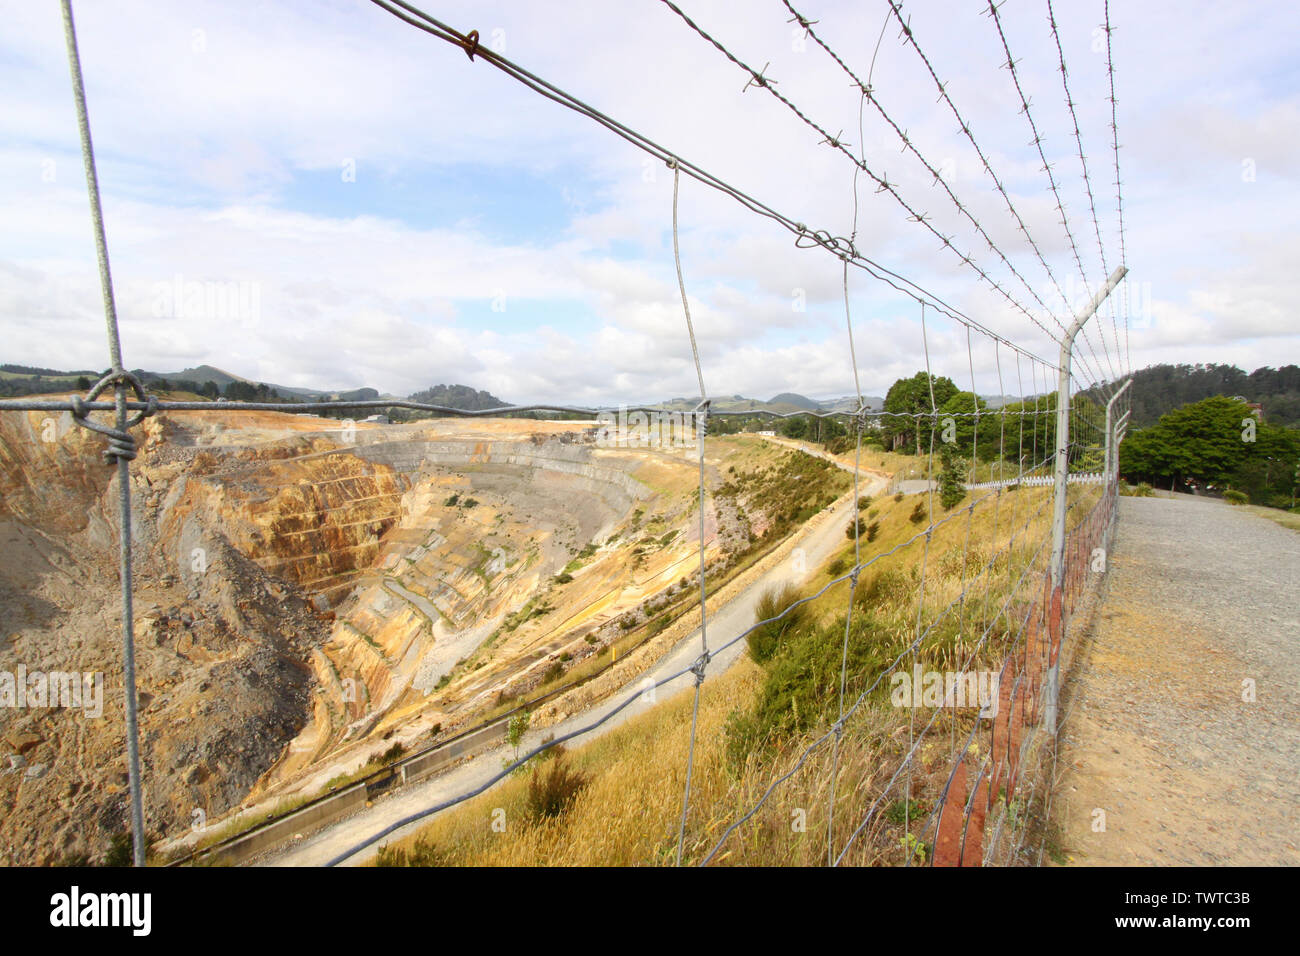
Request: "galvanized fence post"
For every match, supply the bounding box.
[1045,266,1127,732]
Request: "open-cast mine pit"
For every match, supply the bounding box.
[0,404,839,864]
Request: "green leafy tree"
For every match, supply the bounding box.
[1119,395,1300,502]
[937,391,987,459]
[506,710,530,763]
[882,372,959,456]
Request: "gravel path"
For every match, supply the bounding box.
[1052,495,1300,865]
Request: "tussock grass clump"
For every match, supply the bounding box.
[747,583,808,664]
[525,752,588,821]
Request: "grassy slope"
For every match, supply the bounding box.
[374,474,1100,866]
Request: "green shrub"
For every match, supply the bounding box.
[525,753,588,820]
[866,520,881,542]
[443,493,460,507]
[747,583,806,664]
[909,501,927,525]
[1223,489,1248,505]
[555,572,573,584]
[728,611,893,769]
[846,517,866,540]
[540,661,565,684]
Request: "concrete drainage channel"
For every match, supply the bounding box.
[167,719,503,866]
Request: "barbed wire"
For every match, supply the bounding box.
[1045,0,1124,382]
[365,0,1058,371]
[985,0,1121,389]
[1103,0,1130,376]
[659,0,1096,375]
[778,0,1110,391]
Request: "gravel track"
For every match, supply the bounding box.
[1052,495,1300,865]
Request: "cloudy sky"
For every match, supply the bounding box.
[1,0,1295,404]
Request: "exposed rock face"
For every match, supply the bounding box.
[0,410,326,864]
[0,407,655,863]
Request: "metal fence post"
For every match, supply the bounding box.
[1103,378,1132,487]
[1045,266,1127,732]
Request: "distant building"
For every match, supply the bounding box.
[757,430,776,436]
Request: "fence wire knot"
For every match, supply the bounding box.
[693,397,710,436]
[70,370,158,464]
[689,650,711,686]
[462,29,480,60]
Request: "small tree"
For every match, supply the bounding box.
[938,443,967,511]
[506,709,530,764]
[909,501,927,525]
[866,520,881,542]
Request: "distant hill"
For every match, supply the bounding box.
[157,365,245,389]
[155,366,378,402]
[1080,363,1300,428]
[768,392,820,411]
[407,384,506,410]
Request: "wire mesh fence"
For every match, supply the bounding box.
[1,0,1132,867]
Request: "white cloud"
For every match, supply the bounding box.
[1,0,1296,405]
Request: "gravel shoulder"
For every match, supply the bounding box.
[1051,495,1300,865]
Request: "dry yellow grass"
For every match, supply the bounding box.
[372,476,1103,867]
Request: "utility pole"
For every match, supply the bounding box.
[1044,266,1127,733]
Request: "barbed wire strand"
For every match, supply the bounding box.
[985,0,1120,389]
[779,0,1113,392]
[366,0,1059,372]
[1046,0,1124,381]
[659,0,1093,374]
[1104,0,1130,375]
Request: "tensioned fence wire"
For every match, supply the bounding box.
[5,0,1130,867]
